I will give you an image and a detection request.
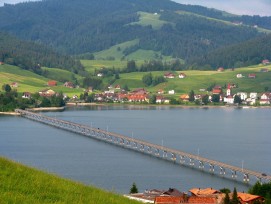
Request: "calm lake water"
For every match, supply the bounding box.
[0,105,270,193]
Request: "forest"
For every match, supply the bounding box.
[0,0,270,62]
[0,32,84,75]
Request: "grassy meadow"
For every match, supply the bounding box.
[128,11,169,30]
[113,64,271,94]
[0,64,84,97]
[0,157,140,204]
[1,62,271,98]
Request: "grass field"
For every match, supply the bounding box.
[0,64,84,97]
[114,64,271,94]
[92,38,174,62]
[128,11,169,30]
[0,157,140,204]
[42,67,83,84]
[1,63,271,98]
[94,39,139,60]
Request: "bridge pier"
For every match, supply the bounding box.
[180,155,185,164]
[209,164,215,172]
[231,170,237,179]
[243,174,250,183]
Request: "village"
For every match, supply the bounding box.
[3,59,271,108]
[125,186,265,204]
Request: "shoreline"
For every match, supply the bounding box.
[27,107,65,112]
[0,112,21,116]
[65,102,266,109]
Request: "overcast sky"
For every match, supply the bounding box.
[0,0,270,16]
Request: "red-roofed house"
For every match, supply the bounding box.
[164,72,175,79]
[47,80,57,86]
[237,192,265,204]
[212,88,222,95]
[115,84,121,89]
[262,59,270,65]
[11,82,19,88]
[0,61,4,65]
[188,196,216,204]
[155,196,182,204]
[248,74,256,78]
[217,67,224,72]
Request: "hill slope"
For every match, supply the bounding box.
[0,157,140,204]
[190,34,271,69]
[0,32,84,74]
[0,0,269,62]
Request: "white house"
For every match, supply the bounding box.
[168,90,175,94]
[178,73,186,79]
[237,92,248,101]
[250,92,258,99]
[97,73,103,77]
[236,74,243,78]
[22,92,31,99]
[260,93,271,105]
[224,95,234,104]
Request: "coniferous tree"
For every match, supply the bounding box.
[130,182,138,194]
[231,187,239,204]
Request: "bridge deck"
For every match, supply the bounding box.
[15,109,271,182]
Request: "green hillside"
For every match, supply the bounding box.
[0,64,84,97]
[0,0,267,63]
[0,157,140,204]
[114,64,271,94]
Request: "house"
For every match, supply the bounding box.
[0,61,4,65]
[47,80,57,86]
[178,73,186,79]
[127,94,147,102]
[180,94,189,101]
[168,90,175,95]
[86,87,93,93]
[212,88,222,95]
[260,68,269,73]
[97,73,103,77]
[164,72,175,79]
[131,88,148,95]
[237,92,248,101]
[156,95,163,103]
[262,59,270,65]
[22,92,31,99]
[248,74,256,78]
[157,89,164,94]
[188,197,216,204]
[259,92,271,105]
[64,81,75,88]
[250,92,258,99]
[115,84,121,89]
[236,74,243,78]
[189,188,221,196]
[236,192,264,204]
[39,89,56,97]
[154,196,182,204]
[11,82,19,88]
[217,67,224,72]
[224,95,234,104]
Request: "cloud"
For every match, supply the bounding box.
[173,0,271,16]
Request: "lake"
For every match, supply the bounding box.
[0,105,270,193]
